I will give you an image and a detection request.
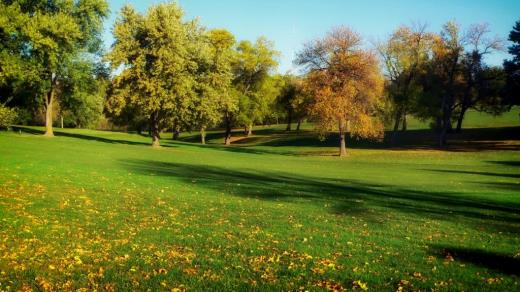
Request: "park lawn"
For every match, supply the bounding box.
[0,113,519,290]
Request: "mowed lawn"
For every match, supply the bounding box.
[0,110,519,291]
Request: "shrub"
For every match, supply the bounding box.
[0,105,18,129]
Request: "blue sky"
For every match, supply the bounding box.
[103,0,520,73]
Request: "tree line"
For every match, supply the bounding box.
[0,1,518,155]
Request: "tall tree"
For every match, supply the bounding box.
[0,0,109,136]
[107,3,202,147]
[430,21,465,146]
[504,20,520,106]
[58,59,108,128]
[296,27,384,157]
[455,23,503,132]
[376,24,434,140]
[193,29,235,144]
[232,37,278,137]
[277,74,307,131]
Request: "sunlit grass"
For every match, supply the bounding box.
[0,110,519,290]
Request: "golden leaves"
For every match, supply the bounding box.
[352,280,368,290]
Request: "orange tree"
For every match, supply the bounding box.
[296,27,384,156]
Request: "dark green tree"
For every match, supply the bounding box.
[504,20,520,106]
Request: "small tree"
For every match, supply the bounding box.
[276,74,308,131]
[296,27,384,157]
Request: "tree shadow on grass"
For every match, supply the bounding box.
[13,126,176,148]
[478,182,520,192]
[120,159,520,233]
[421,169,520,179]
[173,126,520,157]
[431,245,520,276]
[487,160,520,167]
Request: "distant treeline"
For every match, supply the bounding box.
[0,1,518,154]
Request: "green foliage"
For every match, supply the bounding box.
[233,38,279,131]
[107,2,205,145]
[276,74,309,128]
[58,59,108,128]
[0,0,109,133]
[504,20,520,105]
[0,104,17,129]
[377,24,434,127]
[192,29,236,135]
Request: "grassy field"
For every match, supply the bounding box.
[0,109,519,291]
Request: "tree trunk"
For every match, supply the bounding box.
[60,115,64,129]
[247,124,252,136]
[455,106,468,133]
[44,86,55,137]
[339,120,347,157]
[393,110,401,132]
[439,98,452,148]
[390,110,401,145]
[296,119,302,132]
[151,112,160,148]
[435,116,442,132]
[286,110,292,131]
[224,114,232,145]
[401,113,407,131]
[200,127,206,144]
[172,124,180,140]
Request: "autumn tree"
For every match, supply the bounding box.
[107,3,203,147]
[376,24,434,140]
[423,21,465,146]
[296,27,384,157]
[0,0,109,136]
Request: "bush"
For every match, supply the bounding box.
[0,105,18,130]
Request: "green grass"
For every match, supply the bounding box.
[0,109,519,291]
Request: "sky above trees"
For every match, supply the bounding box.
[103,0,517,73]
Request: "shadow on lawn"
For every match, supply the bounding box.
[487,160,520,167]
[422,169,520,179]
[120,159,520,233]
[431,246,520,276]
[174,126,520,156]
[13,126,175,148]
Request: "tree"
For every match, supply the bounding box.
[232,38,279,137]
[504,20,520,106]
[0,0,109,137]
[277,74,307,131]
[296,27,384,157]
[428,21,465,146]
[277,74,298,131]
[376,24,434,140]
[107,3,203,147]
[193,29,236,144]
[455,23,503,132]
[58,59,108,128]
